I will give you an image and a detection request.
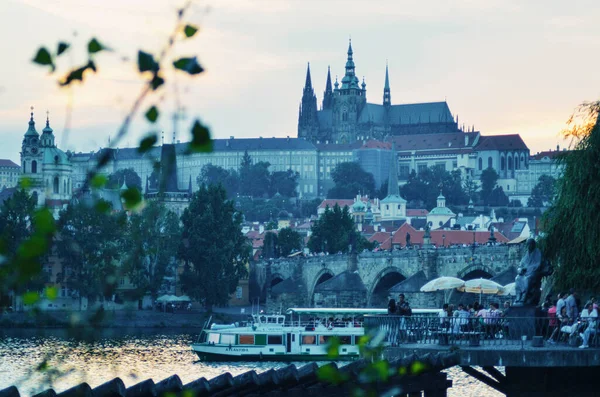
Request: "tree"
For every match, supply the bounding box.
[308,204,372,254]
[0,189,36,257]
[56,200,126,308]
[541,101,600,291]
[463,176,480,202]
[480,167,499,205]
[399,167,468,209]
[278,227,303,256]
[262,231,278,259]
[488,186,509,207]
[300,198,323,218]
[198,164,239,198]
[269,169,299,197]
[179,184,250,309]
[527,175,556,207]
[122,201,181,300]
[327,162,376,199]
[107,168,142,191]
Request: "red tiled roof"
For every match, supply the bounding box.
[318,199,355,209]
[407,209,429,217]
[531,150,568,161]
[390,223,509,247]
[315,141,362,151]
[369,231,392,244]
[0,159,19,168]
[475,134,529,151]
[389,132,478,151]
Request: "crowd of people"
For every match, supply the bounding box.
[437,301,510,338]
[544,289,598,348]
[387,294,413,316]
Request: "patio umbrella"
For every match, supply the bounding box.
[156,294,179,302]
[460,278,504,303]
[420,277,465,303]
[498,282,515,296]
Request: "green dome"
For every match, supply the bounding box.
[352,200,366,211]
[429,207,454,216]
[43,147,70,166]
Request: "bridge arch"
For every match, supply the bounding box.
[368,267,406,307]
[309,269,335,304]
[270,273,285,288]
[457,263,495,280]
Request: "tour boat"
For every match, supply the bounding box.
[191,308,387,361]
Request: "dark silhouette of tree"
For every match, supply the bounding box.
[107,168,142,191]
[527,175,556,207]
[278,227,303,256]
[480,167,499,205]
[488,186,509,207]
[179,184,250,310]
[327,162,376,199]
[308,204,372,254]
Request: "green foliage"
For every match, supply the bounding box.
[300,198,322,218]
[122,202,181,299]
[145,106,159,123]
[138,51,159,73]
[188,120,213,153]
[198,164,239,199]
[528,175,556,207]
[277,227,303,256]
[262,231,278,259]
[91,174,108,189]
[541,101,600,292]
[56,200,126,307]
[480,167,499,205]
[121,187,142,210]
[173,57,204,75]
[57,42,70,56]
[138,134,158,153]
[87,38,109,54]
[400,168,468,208]
[179,184,250,309]
[488,186,509,207]
[463,176,480,202]
[327,162,376,199]
[32,47,54,71]
[308,204,371,254]
[107,168,142,191]
[183,25,199,38]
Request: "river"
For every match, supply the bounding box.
[0,329,502,397]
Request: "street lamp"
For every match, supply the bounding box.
[442,234,446,248]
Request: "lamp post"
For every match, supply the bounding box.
[442,234,446,248]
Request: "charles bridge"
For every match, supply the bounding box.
[251,244,524,311]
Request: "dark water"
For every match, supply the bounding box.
[0,329,501,397]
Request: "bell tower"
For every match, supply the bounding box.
[20,107,44,203]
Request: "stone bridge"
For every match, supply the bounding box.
[250,245,524,311]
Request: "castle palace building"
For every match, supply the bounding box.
[298,40,459,144]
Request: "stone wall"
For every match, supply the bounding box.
[251,244,524,311]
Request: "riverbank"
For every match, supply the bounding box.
[0,309,246,328]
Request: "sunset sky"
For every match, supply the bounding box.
[1,0,599,163]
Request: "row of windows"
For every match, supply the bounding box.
[207,333,353,346]
[478,155,527,171]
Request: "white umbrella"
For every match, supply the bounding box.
[157,294,179,302]
[420,277,465,303]
[498,283,515,296]
[420,277,465,292]
[176,295,191,302]
[461,278,504,294]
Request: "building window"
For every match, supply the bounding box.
[417,164,428,175]
[507,185,510,191]
[31,160,37,174]
[399,166,410,179]
[53,176,59,194]
[386,205,389,210]
[501,157,505,171]
[236,286,242,299]
[488,157,492,169]
[478,158,482,170]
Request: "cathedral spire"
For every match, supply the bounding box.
[383,62,391,107]
[341,39,359,90]
[304,62,313,91]
[25,106,39,136]
[298,62,319,140]
[322,66,333,110]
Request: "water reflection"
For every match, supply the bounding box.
[0,329,501,397]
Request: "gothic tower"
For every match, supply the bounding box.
[322,66,333,110]
[297,63,319,141]
[331,39,367,144]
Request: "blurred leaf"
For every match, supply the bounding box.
[33,208,55,234]
[32,48,55,71]
[317,364,348,385]
[138,134,158,153]
[150,74,165,91]
[326,336,340,359]
[145,106,159,123]
[45,287,58,301]
[87,60,97,73]
[96,151,112,167]
[59,64,91,86]
[370,360,389,381]
[20,177,32,189]
[18,236,48,259]
[410,360,427,375]
[138,51,158,73]
[57,42,70,56]
[23,291,40,305]
[173,57,204,75]
[36,360,49,372]
[398,366,407,376]
[88,37,109,54]
[188,119,212,153]
[91,174,108,189]
[94,200,112,214]
[183,25,199,38]
[121,187,142,209]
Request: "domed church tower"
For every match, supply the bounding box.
[20,107,44,204]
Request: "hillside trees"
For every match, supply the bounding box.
[308,204,373,254]
[327,162,376,199]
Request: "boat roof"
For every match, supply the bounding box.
[286,308,387,316]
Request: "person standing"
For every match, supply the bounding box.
[556,293,566,322]
[387,299,397,315]
[579,302,598,348]
[566,289,578,324]
[397,294,412,316]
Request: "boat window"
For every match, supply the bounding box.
[255,334,267,345]
[277,317,284,324]
[259,316,267,323]
[302,335,316,345]
[339,335,352,345]
[267,317,276,323]
[220,334,235,344]
[239,335,254,345]
[268,335,283,345]
[207,333,219,344]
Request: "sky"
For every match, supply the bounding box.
[1,0,599,163]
